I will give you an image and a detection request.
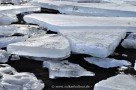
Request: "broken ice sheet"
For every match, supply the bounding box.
[94,74,136,90]
[43,60,95,79]
[84,57,131,68]
[7,34,71,59]
[0,64,17,75]
[0,50,10,63]
[121,33,136,49]
[59,30,126,57]
[0,35,28,48]
[1,72,44,90]
[0,13,17,25]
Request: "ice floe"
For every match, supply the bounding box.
[7,34,71,59]
[0,0,31,5]
[0,35,28,48]
[134,60,136,71]
[31,0,136,17]
[0,64,44,90]
[24,14,136,32]
[0,50,10,63]
[94,74,136,90]
[10,54,20,61]
[59,30,126,57]
[122,33,136,49]
[84,57,131,68]
[43,60,95,79]
[0,5,40,15]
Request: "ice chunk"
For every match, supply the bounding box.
[59,30,126,57]
[0,5,40,15]
[0,14,17,25]
[84,57,131,68]
[7,34,71,59]
[1,72,44,90]
[0,35,28,48]
[121,33,136,49]
[0,25,46,37]
[0,64,17,75]
[10,55,20,61]
[24,14,136,32]
[31,0,136,17]
[94,74,136,90]
[0,50,10,63]
[0,0,31,5]
[43,60,95,79]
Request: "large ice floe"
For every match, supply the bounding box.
[84,57,131,68]
[58,30,126,57]
[31,0,136,17]
[0,5,40,15]
[43,60,95,79]
[7,34,71,59]
[24,14,136,32]
[94,74,136,90]
[0,50,10,63]
[121,33,136,49]
[0,64,44,90]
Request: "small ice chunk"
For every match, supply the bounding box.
[7,34,71,59]
[1,72,44,90]
[0,64,17,75]
[94,74,136,90]
[43,60,95,79]
[122,33,136,49]
[10,55,20,61]
[0,50,10,63]
[0,35,28,48]
[59,30,126,57]
[84,57,131,68]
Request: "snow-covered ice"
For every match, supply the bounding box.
[59,30,126,57]
[0,64,17,75]
[134,60,136,71]
[43,60,95,79]
[0,5,40,15]
[7,34,71,59]
[0,35,28,48]
[84,57,131,68]
[0,0,31,5]
[10,54,20,61]
[24,14,136,32]
[94,74,136,90]
[31,0,136,17]
[0,50,10,63]
[121,33,136,49]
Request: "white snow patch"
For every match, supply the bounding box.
[43,60,95,79]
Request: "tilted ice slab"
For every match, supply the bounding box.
[0,5,40,15]
[31,0,136,17]
[134,60,136,71]
[84,57,131,68]
[0,50,10,63]
[121,33,136,49]
[7,34,71,59]
[24,14,136,32]
[0,14,17,25]
[0,35,28,48]
[0,25,46,37]
[59,30,126,57]
[94,74,136,90]
[43,60,95,79]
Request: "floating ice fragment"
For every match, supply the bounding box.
[84,57,131,68]
[10,55,20,61]
[43,60,95,79]
[94,74,136,90]
[7,34,71,59]
[0,50,10,63]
